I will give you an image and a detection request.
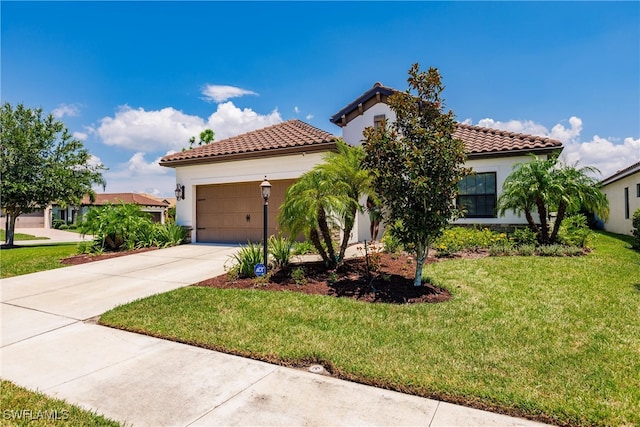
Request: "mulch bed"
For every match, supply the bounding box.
[60,246,494,304]
[61,247,158,265]
[194,251,453,304]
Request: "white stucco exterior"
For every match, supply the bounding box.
[173,152,329,243]
[342,103,396,146]
[601,168,640,236]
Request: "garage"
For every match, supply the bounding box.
[196,179,295,243]
[160,119,339,244]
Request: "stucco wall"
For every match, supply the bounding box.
[342,103,396,146]
[174,152,329,242]
[601,172,640,235]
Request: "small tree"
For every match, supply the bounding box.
[362,64,468,286]
[184,128,215,151]
[498,154,609,244]
[1,103,105,246]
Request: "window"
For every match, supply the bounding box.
[636,183,640,198]
[624,187,630,219]
[373,114,385,130]
[457,172,497,218]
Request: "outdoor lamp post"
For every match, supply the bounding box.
[260,177,272,269]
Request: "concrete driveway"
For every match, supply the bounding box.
[0,243,551,426]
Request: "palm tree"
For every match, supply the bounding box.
[498,154,609,244]
[317,141,372,262]
[278,169,341,267]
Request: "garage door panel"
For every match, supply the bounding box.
[196,179,295,243]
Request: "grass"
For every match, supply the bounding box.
[0,379,119,426]
[0,229,50,241]
[99,232,639,425]
[0,244,78,278]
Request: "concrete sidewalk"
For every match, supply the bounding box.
[0,244,551,426]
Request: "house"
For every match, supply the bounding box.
[330,82,563,239]
[162,83,563,244]
[599,161,640,235]
[51,193,170,227]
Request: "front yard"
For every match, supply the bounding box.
[100,232,640,426]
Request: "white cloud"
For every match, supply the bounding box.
[306,114,314,121]
[205,101,282,140]
[294,106,300,114]
[52,103,81,118]
[94,102,283,196]
[476,118,549,137]
[468,116,640,179]
[201,84,258,103]
[96,106,205,152]
[73,131,88,141]
[561,136,640,179]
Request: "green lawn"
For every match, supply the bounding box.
[0,229,50,241]
[0,244,78,278]
[0,380,119,426]
[100,232,640,426]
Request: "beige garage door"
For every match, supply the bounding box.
[196,179,295,243]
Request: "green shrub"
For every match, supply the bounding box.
[517,244,536,256]
[153,223,187,248]
[558,214,595,248]
[268,234,294,268]
[77,203,154,252]
[59,224,70,230]
[632,208,640,250]
[52,219,65,229]
[434,227,508,256]
[381,228,402,254]
[290,267,307,285]
[489,241,516,256]
[226,241,263,278]
[292,240,315,255]
[511,227,537,246]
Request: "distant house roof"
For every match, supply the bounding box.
[81,193,169,207]
[600,161,640,187]
[330,82,563,158]
[160,119,339,167]
[141,193,177,208]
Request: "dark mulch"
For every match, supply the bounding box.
[61,247,158,265]
[194,251,453,304]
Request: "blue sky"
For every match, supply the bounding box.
[3,1,639,197]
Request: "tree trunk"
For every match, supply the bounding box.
[524,209,537,232]
[549,202,567,244]
[413,243,429,287]
[309,228,331,266]
[535,197,550,244]
[337,215,355,265]
[317,207,336,268]
[6,213,17,246]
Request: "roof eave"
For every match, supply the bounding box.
[159,141,339,168]
[466,146,563,160]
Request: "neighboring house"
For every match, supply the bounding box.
[599,161,640,236]
[162,84,563,244]
[51,193,170,227]
[330,82,563,239]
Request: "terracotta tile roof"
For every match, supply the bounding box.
[454,123,563,157]
[331,82,563,157]
[600,160,640,186]
[81,193,169,207]
[160,119,339,167]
